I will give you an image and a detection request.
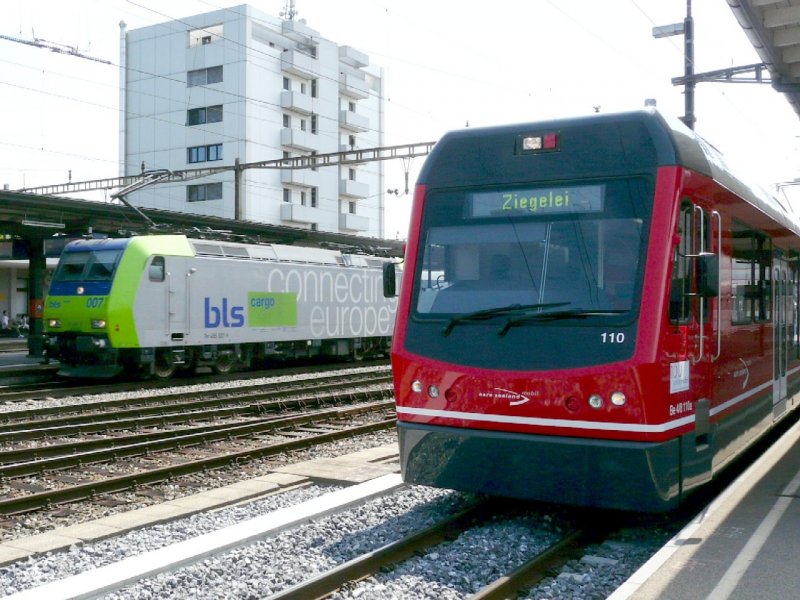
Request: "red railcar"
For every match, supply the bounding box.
[388,110,800,511]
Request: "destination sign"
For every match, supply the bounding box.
[467,184,605,218]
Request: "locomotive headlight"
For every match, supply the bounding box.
[610,391,627,406]
[411,380,423,393]
[47,319,62,328]
[91,319,107,329]
[588,394,604,409]
[428,385,440,399]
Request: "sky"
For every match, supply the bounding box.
[2,0,800,240]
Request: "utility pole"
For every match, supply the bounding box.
[683,0,695,129]
[653,0,695,129]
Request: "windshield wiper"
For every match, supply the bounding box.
[441,302,570,336]
[497,309,627,337]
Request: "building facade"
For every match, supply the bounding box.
[121,5,385,237]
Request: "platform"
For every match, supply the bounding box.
[611,416,800,600]
[0,340,56,384]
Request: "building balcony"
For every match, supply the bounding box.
[281,127,317,152]
[282,19,320,42]
[281,49,319,78]
[339,72,369,99]
[280,203,321,225]
[339,45,369,69]
[281,91,313,115]
[339,109,369,132]
[280,168,319,187]
[339,212,369,232]
[339,178,369,198]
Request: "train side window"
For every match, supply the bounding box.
[791,253,800,359]
[669,203,693,324]
[731,221,771,324]
[149,256,165,282]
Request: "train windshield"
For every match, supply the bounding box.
[53,249,123,283]
[414,178,650,319]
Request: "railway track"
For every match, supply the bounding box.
[0,367,395,515]
[270,502,606,600]
[0,359,389,404]
[3,478,633,600]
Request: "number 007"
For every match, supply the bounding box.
[601,332,625,344]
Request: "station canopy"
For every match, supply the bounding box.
[730,0,800,119]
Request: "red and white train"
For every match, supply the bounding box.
[384,110,800,512]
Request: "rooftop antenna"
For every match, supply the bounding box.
[280,0,297,20]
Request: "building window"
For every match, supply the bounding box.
[348,134,356,149]
[311,79,318,98]
[300,191,307,206]
[311,187,318,207]
[283,114,290,128]
[349,101,356,112]
[349,168,356,181]
[310,151,318,171]
[187,182,223,202]
[311,114,318,134]
[300,119,306,132]
[349,201,356,214]
[283,77,290,91]
[300,82,307,94]
[189,24,223,47]
[187,143,223,163]
[187,105,223,126]
[187,65,223,87]
[283,188,291,203]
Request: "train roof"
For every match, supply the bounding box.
[61,234,388,268]
[420,109,800,238]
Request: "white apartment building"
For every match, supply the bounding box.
[120,5,385,237]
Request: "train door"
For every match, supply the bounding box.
[669,199,719,490]
[669,202,720,367]
[773,252,790,417]
[166,257,188,337]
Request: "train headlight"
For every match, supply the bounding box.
[91,319,107,329]
[47,319,62,328]
[610,391,627,406]
[428,385,440,399]
[411,380,423,393]
[588,394,604,409]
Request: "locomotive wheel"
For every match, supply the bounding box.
[153,350,176,379]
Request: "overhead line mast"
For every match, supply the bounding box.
[17,141,436,197]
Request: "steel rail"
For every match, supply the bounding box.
[0,372,393,439]
[0,361,389,405]
[0,416,397,515]
[268,501,496,600]
[0,397,394,477]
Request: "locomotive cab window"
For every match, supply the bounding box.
[669,203,694,324]
[149,256,166,282]
[413,178,649,320]
[52,248,123,283]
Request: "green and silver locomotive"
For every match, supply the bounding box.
[44,235,398,378]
